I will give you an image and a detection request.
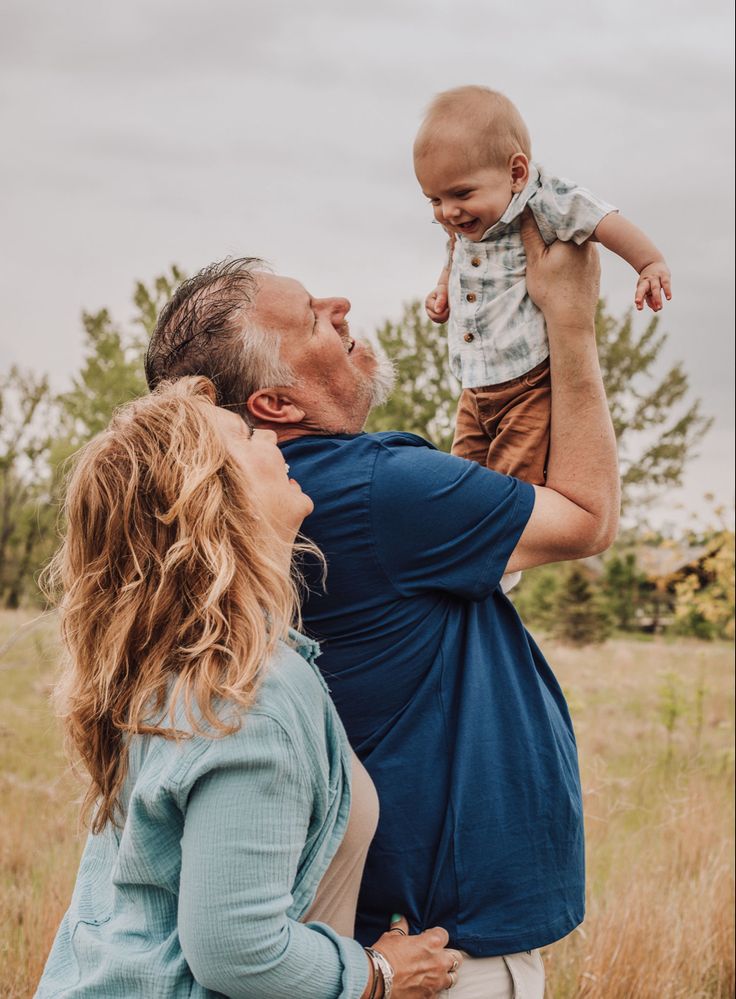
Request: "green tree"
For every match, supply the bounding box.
[0,368,58,607]
[2,268,186,606]
[595,301,712,513]
[366,298,711,515]
[56,266,184,450]
[510,564,564,632]
[601,549,647,631]
[554,566,612,646]
[365,302,459,451]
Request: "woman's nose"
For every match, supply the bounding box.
[256,429,279,443]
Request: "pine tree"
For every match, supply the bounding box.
[594,301,712,512]
[510,564,563,632]
[555,567,611,646]
[364,302,459,452]
[366,297,712,514]
[0,368,57,607]
[56,266,184,450]
[602,551,646,631]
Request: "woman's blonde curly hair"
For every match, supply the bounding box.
[43,376,313,833]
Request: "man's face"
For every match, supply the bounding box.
[415,150,514,241]
[248,274,390,434]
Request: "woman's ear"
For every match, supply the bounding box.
[247,389,305,426]
[510,153,530,193]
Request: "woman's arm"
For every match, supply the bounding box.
[177,714,370,999]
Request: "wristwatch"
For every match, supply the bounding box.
[366,947,395,999]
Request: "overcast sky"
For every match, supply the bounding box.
[1,0,733,527]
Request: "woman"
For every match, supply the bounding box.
[35,377,461,998]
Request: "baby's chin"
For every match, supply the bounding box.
[464,226,489,242]
[456,218,496,240]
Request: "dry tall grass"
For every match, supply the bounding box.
[1,610,733,998]
[543,639,735,998]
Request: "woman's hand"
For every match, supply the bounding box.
[366,915,463,998]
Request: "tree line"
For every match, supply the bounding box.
[1,268,732,643]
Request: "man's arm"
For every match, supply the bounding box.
[506,212,620,573]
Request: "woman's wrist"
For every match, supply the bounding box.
[366,947,394,998]
[362,947,387,999]
[361,949,379,999]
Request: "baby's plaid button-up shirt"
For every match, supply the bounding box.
[447,162,616,388]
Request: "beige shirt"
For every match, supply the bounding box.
[303,751,379,936]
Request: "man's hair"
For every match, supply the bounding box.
[414,85,532,170]
[145,258,294,420]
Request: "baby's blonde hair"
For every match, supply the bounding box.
[414,85,532,170]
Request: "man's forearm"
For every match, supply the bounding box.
[545,316,620,550]
[507,213,619,572]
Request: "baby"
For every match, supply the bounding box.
[414,85,671,489]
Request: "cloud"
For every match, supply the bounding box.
[0,0,732,514]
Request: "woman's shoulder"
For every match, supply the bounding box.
[166,633,337,785]
[255,631,328,713]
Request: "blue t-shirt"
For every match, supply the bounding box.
[282,431,584,957]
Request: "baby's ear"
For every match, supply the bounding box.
[510,153,530,192]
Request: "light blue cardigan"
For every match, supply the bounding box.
[35,632,370,999]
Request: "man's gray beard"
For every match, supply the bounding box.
[368,349,396,408]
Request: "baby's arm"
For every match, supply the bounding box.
[594,214,672,312]
[425,232,455,324]
[426,262,451,323]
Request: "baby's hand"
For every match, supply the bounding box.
[426,285,450,324]
[635,262,672,312]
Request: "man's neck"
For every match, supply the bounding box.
[275,426,325,444]
[264,422,366,444]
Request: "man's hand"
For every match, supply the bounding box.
[425,285,450,324]
[507,209,619,573]
[520,209,601,329]
[635,261,672,312]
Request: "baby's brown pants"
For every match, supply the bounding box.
[451,358,551,485]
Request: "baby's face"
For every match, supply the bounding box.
[415,150,515,241]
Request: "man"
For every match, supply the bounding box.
[146,215,618,996]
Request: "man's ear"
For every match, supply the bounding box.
[510,153,530,193]
[247,389,305,425]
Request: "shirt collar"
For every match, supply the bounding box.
[474,161,542,242]
[288,627,321,667]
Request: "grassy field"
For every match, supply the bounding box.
[1,608,734,998]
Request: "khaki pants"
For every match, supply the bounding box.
[439,949,544,999]
[451,359,551,486]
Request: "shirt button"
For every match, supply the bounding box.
[466,292,477,302]
[471,257,481,267]
[463,332,475,343]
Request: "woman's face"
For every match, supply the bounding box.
[209,406,313,542]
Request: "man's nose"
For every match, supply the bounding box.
[322,297,351,319]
